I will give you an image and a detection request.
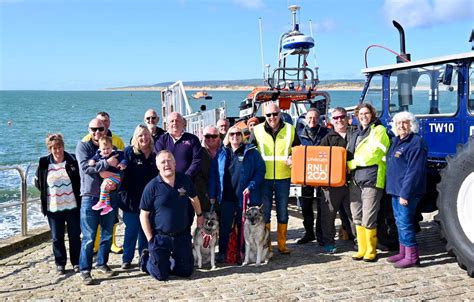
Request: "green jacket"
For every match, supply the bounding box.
[347,121,390,189]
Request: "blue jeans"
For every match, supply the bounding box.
[392,196,420,247]
[122,211,147,264]
[79,196,116,271]
[46,208,81,266]
[262,178,291,224]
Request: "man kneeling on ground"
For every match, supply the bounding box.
[139,150,204,281]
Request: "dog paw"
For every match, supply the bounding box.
[242,261,248,266]
[211,265,216,270]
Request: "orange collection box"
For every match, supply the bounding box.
[291,146,347,187]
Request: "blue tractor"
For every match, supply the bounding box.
[356,21,474,277]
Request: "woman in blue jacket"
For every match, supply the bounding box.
[118,125,158,269]
[209,126,266,263]
[386,111,428,269]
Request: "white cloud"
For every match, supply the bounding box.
[233,0,264,9]
[383,0,474,28]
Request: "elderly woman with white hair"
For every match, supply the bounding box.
[386,111,428,269]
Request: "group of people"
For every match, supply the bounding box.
[35,102,428,285]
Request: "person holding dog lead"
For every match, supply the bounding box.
[209,126,266,263]
[248,103,300,254]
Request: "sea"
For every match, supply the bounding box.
[0,89,361,239]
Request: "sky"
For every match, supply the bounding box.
[0,0,473,90]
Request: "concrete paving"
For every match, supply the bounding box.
[0,206,473,300]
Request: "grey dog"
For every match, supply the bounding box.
[193,211,219,269]
[242,206,272,266]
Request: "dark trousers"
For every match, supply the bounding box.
[218,200,237,256]
[321,186,354,245]
[301,186,323,242]
[46,208,81,267]
[141,232,194,281]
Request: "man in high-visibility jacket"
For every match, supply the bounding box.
[248,103,300,254]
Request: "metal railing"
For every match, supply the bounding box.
[0,164,39,236]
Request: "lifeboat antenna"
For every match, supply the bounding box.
[288,5,300,31]
[259,17,266,82]
[309,19,319,84]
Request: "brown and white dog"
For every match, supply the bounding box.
[242,206,272,266]
[192,211,219,269]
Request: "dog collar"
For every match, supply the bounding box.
[200,230,213,249]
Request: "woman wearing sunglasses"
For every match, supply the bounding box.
[208,126,266,263]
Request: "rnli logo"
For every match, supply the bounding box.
[178,187,187,196]
[318,151,327,159]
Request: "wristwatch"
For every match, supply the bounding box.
[196,212,203,217]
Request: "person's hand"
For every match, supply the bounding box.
[117,163,127,170]
[88,159,96,166]
[400,197,408,206]
[242,188,250,197]
[107,154,119,167]
[197,215,204,228]
[286,155,292,167]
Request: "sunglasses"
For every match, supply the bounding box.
[146,116,157,121]
[265,112,279,118]
[204,134,218,139]
[332,115,346,120]
[229,132,242,137]
[89,127,105,132]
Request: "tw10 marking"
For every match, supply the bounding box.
[428,123,454,133]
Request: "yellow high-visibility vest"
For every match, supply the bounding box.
[253,122,295,180]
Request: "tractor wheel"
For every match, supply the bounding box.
[437,137,474,277]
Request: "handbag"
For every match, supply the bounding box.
[225,221,239,264]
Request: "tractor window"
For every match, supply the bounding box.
[469,62,474,114]
[363,74,383,116]
[389,64,458,116]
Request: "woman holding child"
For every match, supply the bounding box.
[118,125,158,269]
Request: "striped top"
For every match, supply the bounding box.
[46,162,77,212]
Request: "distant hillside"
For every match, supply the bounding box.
[110,78,365,90]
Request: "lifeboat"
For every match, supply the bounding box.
[245,87,317,110]
[192,91,212,100]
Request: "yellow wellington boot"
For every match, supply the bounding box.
[265,223,272,253]
[93,227,101,254]
[352,225,366,261]
[110,223,123,254]
[277,223,291,254]
[363,228,378,262]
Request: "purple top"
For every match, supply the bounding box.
[154,132,202,180]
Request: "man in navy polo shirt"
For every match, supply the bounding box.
[155,112,202,229]
[139,150,204,281]
[154,112,202,180]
